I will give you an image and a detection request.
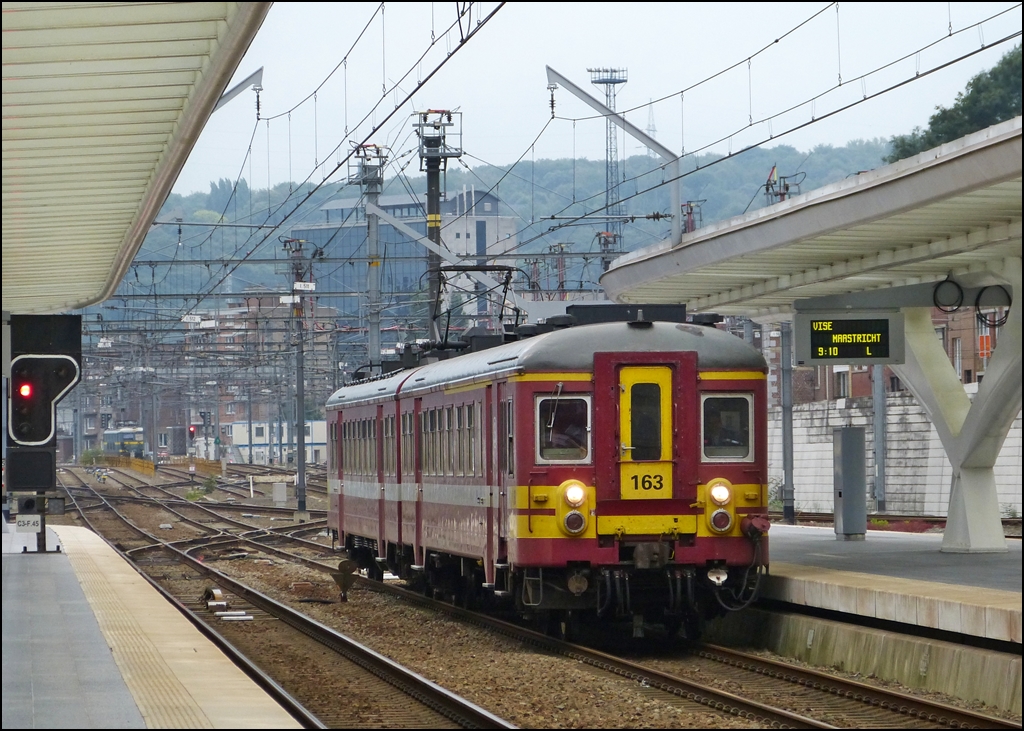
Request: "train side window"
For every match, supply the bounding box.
[466,404,476,476]
[429,409,438,476]
[702,394,753,461]
[454,406,464,476]
[364,419,371,475]
[400,413,411,477]
[419,413,427,475]
[372,417,379,475]
[348,420,355,474]
[346,420,352,474]
[384,416,395,476]
[342,421,349,473]
[344,421,352,473]
[358,420,365,475]
[536,396,591,463]
[444,406,453,476]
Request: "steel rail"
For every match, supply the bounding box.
[60,481,325,729]
[66,480,513,729]
[697,644,1021,730]
[359,578,1020,730]
[357,580,828,728]
[171,555,514,730]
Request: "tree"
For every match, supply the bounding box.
[885,45,1022,163]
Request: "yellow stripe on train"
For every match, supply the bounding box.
[699,371,766,380]
[596,514,698,535]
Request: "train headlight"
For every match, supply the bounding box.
[708,480,732,506]
[562,480,587,508]
[563,510,587,535]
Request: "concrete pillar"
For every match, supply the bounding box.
[872,364,887,512]
[892,257,1021,553]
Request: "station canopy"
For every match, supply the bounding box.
[600,118,1022,317]
[2,2,270,314]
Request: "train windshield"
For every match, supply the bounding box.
[702,395,752,460]
[537,396,590,462]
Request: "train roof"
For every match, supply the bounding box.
[327,321,766,409]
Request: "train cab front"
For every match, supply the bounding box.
[510,346,770,640]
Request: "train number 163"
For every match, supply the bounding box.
[630,474,664,490]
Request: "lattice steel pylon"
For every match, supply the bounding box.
[588,67,627,252]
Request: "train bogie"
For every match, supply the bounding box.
[326,319,770,638]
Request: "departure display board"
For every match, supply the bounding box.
[810,318,889,359]
[794,311,905,366]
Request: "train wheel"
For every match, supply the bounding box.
[678,611,703,644]
[663,614,683,639]
[454,575,477,609]
[556,610,581,642]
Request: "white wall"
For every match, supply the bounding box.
[768,392,1022,516]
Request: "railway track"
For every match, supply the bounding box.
[59,473,512,729]
[358,578,1018,730]
[57,467,1018,729]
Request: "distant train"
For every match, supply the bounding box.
[102,426,145,459]
[325,315,770,639]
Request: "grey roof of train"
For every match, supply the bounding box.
[327,321,765,408]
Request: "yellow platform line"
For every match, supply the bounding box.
[52,525,300,729]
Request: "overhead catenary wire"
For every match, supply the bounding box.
[152,5,492,322]
[102,3,1019,362]
[181,3,507,320]
[496,20,1021,260]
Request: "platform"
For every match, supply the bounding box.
[703,524,1022,715]
[764,524,1022,643]
[2,521,301,729]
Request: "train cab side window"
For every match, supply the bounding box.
[536,396,591,463]
[702,395,753,461]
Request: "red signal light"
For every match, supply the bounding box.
[188,425,197,439]
[8,354,80,446]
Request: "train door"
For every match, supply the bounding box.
[484,386,497,584]
[618,366,674,500]
[376,404,386,560]
[496,382,509,542]
[413,397,424,566]
[329,411,342,535]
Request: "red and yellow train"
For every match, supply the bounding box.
[326,317,770,638]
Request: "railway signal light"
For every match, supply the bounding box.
[8,355,80,446]
[189,425,197,440]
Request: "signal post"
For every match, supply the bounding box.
[3,313,82,552]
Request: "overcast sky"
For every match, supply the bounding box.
[172,2,1022,196]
